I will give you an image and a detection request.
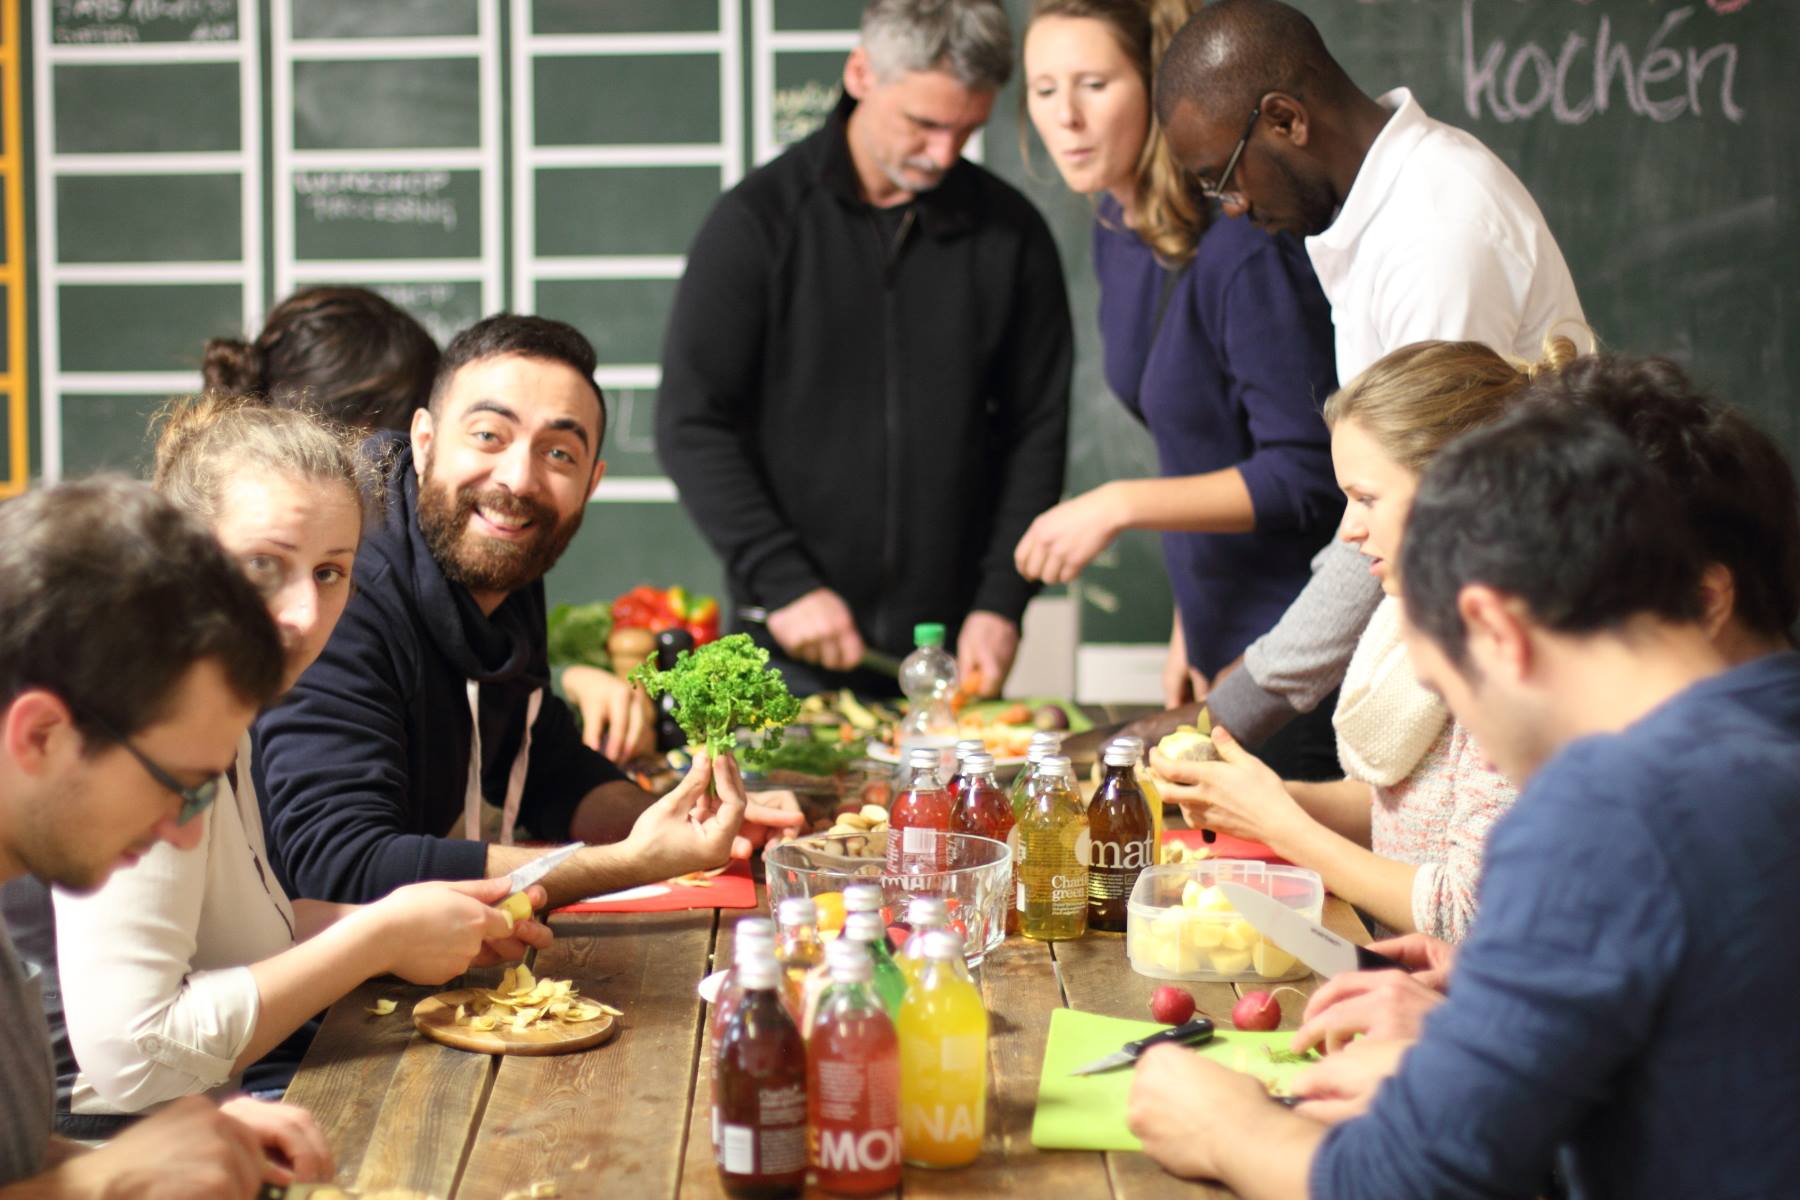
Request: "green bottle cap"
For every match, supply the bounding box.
[913,622,946,647]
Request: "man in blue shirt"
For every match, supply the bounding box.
[1126,397,1800,1197]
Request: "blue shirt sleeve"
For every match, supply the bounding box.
[1311,746,1687,1199]
[1208,240,1340,535]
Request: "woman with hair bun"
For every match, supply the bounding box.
[1154,338,1580,944]
[203,286,439,433]
[42,396,552,1152]
[1015,0,1342,778]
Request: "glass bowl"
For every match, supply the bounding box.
[763,830,1011,966]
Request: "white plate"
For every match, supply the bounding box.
[697,969,727,1004]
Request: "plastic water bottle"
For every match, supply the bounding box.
[898,623,959,776]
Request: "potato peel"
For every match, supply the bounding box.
[454,969,618,1035]
[366,998,397,1017]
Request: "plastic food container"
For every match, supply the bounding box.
[763,830,1011,966]
[1126,860,1323,983]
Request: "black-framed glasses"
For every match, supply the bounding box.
[1197,107,1261,203]
[71,702,219,826]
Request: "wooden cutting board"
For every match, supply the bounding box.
[412,987,619,1056]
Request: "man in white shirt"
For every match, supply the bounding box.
[0,479,330,1198]
[1152,0,1586,746]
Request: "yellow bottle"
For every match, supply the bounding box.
[1118,735,1163,865]
[1017,756,1089,941]
[898,930,987,1168]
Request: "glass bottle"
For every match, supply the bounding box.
[897,895,950,984]
[842,883,893,952]
[898,622,959,775]
[898,930,987,1169]
[1113,734,1163,864]
[809,943,903,1196]
[886,748,952,876]
[1086,742,1154,932]
[1005,733,1062,934]
[1017,755,1089,941]
[775,896,824,1025]
[842,910,908,1017]
[715,949,808,1197]
[945,737,987,811]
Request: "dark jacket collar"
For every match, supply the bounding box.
[812,90,980,240]
[362,432,546,689]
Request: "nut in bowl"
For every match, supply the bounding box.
[763,829,1011,966]
[1126,861,1322,983]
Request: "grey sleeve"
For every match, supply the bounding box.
[1208,538,1384,745]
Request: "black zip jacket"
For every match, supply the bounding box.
[657,93,1072,659]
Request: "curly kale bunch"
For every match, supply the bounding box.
[628,633,801,765]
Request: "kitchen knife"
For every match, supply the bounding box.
[735,606,902,677]
[258,1184,359,1198]
[1067,1016,1216,1076]
[1217,882,1406,978]
[502,840,585,911]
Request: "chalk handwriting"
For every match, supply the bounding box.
[295,171,459,232]
[772,80,838,147]
[1463,0,1744,124]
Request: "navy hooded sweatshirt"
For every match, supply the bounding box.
[252,434,626,904]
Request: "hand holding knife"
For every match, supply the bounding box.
[497,841,584,924]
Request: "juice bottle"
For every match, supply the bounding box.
[1004,734,1061,934]
[1017,756,1089,941]
[898,930,988,1168]
[1114,735,1163,863]
[897,895,949,984]
[945,737,986,810]
[950,752,1013,846]
[842,910,908,1017]
[1086,742,1153,932]
[775,897,824,1025]
[809,943,902,1195]
[842,883,894,953]
[715,949,808,1197]
[711,918,778,1141]
[887,748,952,876]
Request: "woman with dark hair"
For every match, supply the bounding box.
[203,286,440,433]
[1014,0,1341,777]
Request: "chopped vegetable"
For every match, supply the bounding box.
[1264,1046,1318,1065]
[546,602,613,670]
[629,634,801,764]
[366,998,397,1017]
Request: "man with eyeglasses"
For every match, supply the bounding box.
[1146,0,1586,752]
[0,478,332,1198]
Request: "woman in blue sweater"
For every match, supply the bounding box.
[1015,0,1340,757]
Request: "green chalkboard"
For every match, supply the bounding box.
[533,0,719,35]
[545,500,725,615]
[535,278,680,367]
[293,59,480,150]
[56,394,164,478]
[57,175,242,263]
[57,284,242,374]
[53,62,241,153]
[52,0,239,45]
[771,52,846,149]
[535,167,721,258]
[291,0,479,39]
[774,0,856,31]
[534,55,721,146]
[293,169,482,261]
[368,281,486,349]
[586,384,662,480]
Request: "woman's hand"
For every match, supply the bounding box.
[216,1096,333,1185]
[1149,726,1306,847]
[562,665,656,763]
[363,877,545,986]
[1013,485,1129,584]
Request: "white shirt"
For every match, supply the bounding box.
[1304,88,1588,380]
[54,736,296,1112]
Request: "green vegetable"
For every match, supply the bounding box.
[547,602,613,670]
[1263,1046,1318,1066]
[629,633,801,764]
[753,732,867,777]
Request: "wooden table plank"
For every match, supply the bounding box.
[453,910,715,1199]
[283,974,490,1195]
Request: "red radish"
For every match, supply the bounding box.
[1148,985,1196,1025]
[1232,990,1281,1031]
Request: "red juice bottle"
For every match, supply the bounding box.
[950,751,1013,853]
[716,949,808,1198]
[945,737,986,811]
[887,748,952,875]
[808,942,902,1195]
[711,918,778,1150]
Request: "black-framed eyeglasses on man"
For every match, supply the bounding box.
[69,701,219,826]
[1197,107,1261,203]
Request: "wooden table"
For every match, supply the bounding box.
[284,891,1370,1199]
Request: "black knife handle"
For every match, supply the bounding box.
[1125,1016,1215,1056]
[1355,945,1408,973]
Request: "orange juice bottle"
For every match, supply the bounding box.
[898,930,987,1168]
[1116,735,1163,863]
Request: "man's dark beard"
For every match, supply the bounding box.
[1272,149,1337,237]
[417,459,583,597]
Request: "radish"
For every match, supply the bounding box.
[1148,985,1196,1025]
[1231,990,1281,1031]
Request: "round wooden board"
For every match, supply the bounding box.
[412,988,619,1056]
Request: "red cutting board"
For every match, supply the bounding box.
[553,858,757,914]
[1164,827,1289,865]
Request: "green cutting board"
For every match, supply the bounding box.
[1031,1009,1319,1152]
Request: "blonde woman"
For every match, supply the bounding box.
[1155,339,1577,941]
[47,397,551,1136]
[1013,0,1342,775]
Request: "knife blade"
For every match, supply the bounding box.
[504,840,585,899]
[1068,1016,1216,1076]
[1217,882,1405,978]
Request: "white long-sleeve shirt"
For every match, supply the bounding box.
[54,735,296,1112]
